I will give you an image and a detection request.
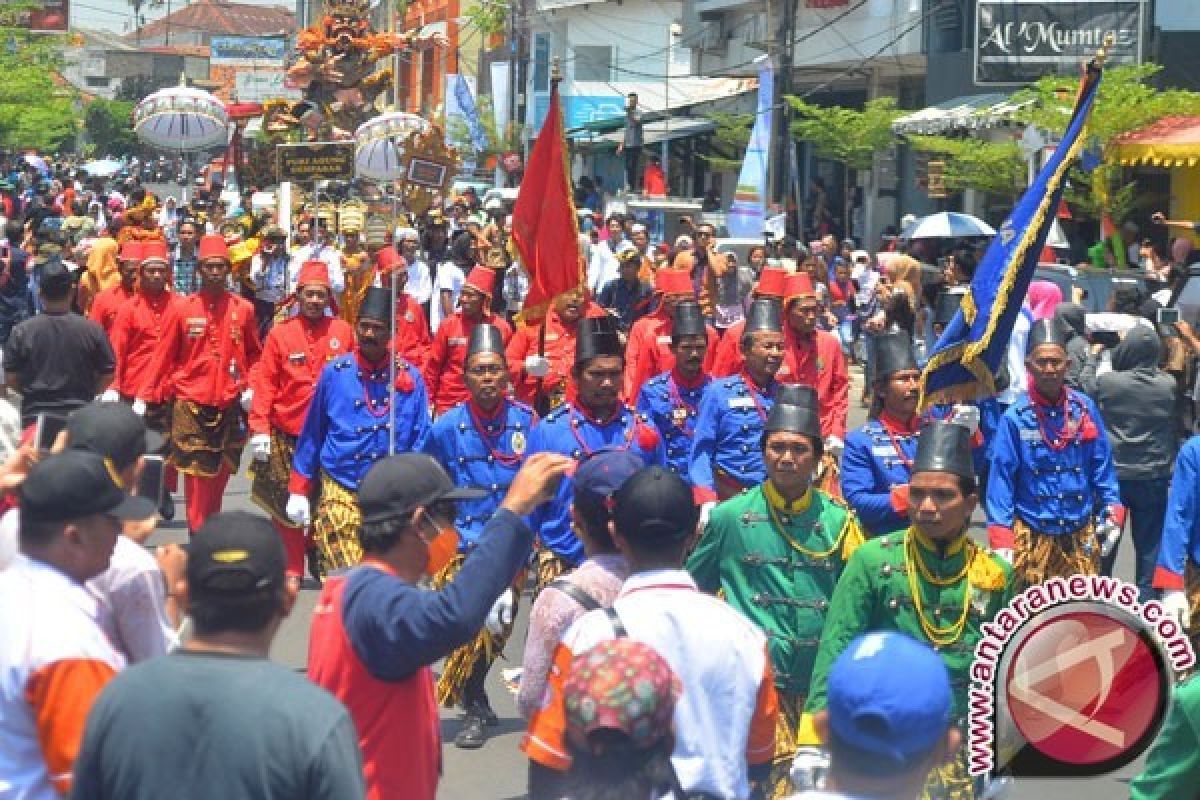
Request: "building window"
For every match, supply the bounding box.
[85,76,109,88]
[573,45,612,82]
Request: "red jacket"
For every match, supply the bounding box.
[88,283,136,337]
[623,310,718,401]
[394,293,432,367]
[423,312,512,414]
[109,289,181,398]
[710,318,746,377]
[145,290,262,407]
[505,309,582,406]
[782,328,849,439]
[249,315,354,436]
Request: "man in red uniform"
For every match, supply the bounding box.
[248,260,354,578]
[141,234,262,534]
[424,266,512,415]
[506,288,603,413]
[782,272,849,456]
[710,266,788,377]
[89,240,142,336]
[375,245,431,366]
[623,268,717,400]
[107,238,181,519]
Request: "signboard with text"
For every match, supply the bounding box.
[234,71,301,103]
[0,0,69,32]
[277,142,356,183]
[210,36,288,67]
[975,0,1142,85]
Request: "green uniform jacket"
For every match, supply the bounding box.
[805,528,1014,720]
[1129,673,1200,799]
[688,485,860,696]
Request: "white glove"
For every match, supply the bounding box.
[131,398,147,416]
[285,494,311,527]
[823,435,844,459]
[949,404,981,437]
[698,501,716,532]
[250,433,271,462]
[485,588,516,635]
[240,388,254,412]
[993,548,1014,565]
[524,355,551,378]
[789,746,830,792]
[1161,590,1190,631]
[1098,520,1122,559]
[99,388,120,403]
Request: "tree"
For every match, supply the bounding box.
[445,94,521,163]
[907,135,1025,202]
[700,111,753,172]
[85,99,139,157]
[0,21,78,153]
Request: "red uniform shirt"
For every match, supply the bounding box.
[505,309,581,406]
[783,328,849,439]
[710,318,747,377]
[88,283,136,336]
[423,312,512,415]
[145,290,262,407]
[394,293,432,367]
[109,289,181,398]
[249,314,354,436]
[623,310,718,401]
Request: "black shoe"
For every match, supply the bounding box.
[158,493,175,522]
[306,546,324,586]
[454,713,486,749]
[474,697,499,727]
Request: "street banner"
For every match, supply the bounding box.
[0,0,68,32]
[451,74,489,152]
[210,36,288,68]
[975,0,1140,84]
[920,58,1104,408]
[491,62,511,138]
[726,56,773,239]
[511,81,583,324]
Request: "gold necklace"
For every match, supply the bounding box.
[903,535,972,647]
[765,498,843,559]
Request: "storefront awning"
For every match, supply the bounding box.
[571,117,716,148]
[892,92,1034,136]
[1112,116,1200,167]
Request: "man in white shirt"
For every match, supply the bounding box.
[288,222,344,300]
[395,227,432,308]
[587,214,624,295]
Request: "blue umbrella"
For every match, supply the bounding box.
[82,159,123,177]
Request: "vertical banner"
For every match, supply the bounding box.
[444,74,488,153]
[727,56,774,238]
[491,62,512,137]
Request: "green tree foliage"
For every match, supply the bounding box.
[0,21,78,152]
[461,0,508,38]
[786,96,902,170]
[446,94,521,158]
[907,135,1025,202]
[701,111,753,172]
[85,99,139,157]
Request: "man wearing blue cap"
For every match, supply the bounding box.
[799,421,1014,799]
[786,632,959,799]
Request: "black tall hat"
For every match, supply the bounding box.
[934,288,967,328]
[776,384,818,411]
[673,301,706,338]
[745,297,783,334]
[358,286,394,325]
[467,323,506,358]
[872,331,918,384]
[1026,317,1069,355]
[576,315,623,363]
[764,395,822,439]
[912,421,974,481]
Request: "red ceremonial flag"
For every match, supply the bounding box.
[511,82,584,324]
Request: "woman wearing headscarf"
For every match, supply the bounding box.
[1026,279,1063,322]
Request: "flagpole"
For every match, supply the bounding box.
[532,60,562,417]
[389,263,399,455]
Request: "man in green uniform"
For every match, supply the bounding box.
[796,421,1015,800]
[688,384,864,798]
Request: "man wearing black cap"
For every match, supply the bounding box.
[0,450,155,798]
[288,285,432,574]
[985,317,1123,586]
[524,466,779,799]
[636,300,712,481]
[799,422,1014,799]
[422,322,535,748]
[308,450,571,800]
[689,385,863,796]
[526,315,665,592]
[690,297,786,506]
[74,512,365,799]
[3,256,115,428]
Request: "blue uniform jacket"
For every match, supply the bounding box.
[526,403,666,565]
[1155,436,1200,589]
[689,375,777,499]
[293,353,432,492]
[841,419,917,538]
[985,389,1120,536]
[422,399,536,547]
[636,370,710,482]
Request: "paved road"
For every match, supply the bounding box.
[142,352,1147,799]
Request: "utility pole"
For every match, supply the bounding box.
[770,0,796,224]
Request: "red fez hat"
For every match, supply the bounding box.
[464,266,497,298]
[375,246,404,273]
[117,240,144,262]
[755,266,787,298]
[140,239,169,264]
[655,268,693,296]
[784,273,818,304]
[197,234,230,263]
[296,260,331,289]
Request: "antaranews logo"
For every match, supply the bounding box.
[968,575,1194,779]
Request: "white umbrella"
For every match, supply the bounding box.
[354,112,430,182]
[23,154,48,174]
[81,158,123,177]
[132,86,228,152]
[900,211,996,240]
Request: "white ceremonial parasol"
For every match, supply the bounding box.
[354,112,431,182]
[900,212,997,240]
[132,85,229,152]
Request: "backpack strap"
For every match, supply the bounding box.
[545,578,600,612]
[604,606,629,639]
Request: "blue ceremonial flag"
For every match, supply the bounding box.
[918,59,1104,409]
[453,74,489,153]
[727,55,773,238]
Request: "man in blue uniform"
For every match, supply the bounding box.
[690,298,785,508]
[636,300,710,482]
[287,286,432,573]
[422,322,535,748]
[526,315,665,591]
[986,318,1123,587]
[1155,434,1200,640]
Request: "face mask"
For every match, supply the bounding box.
[421,515,460,577]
